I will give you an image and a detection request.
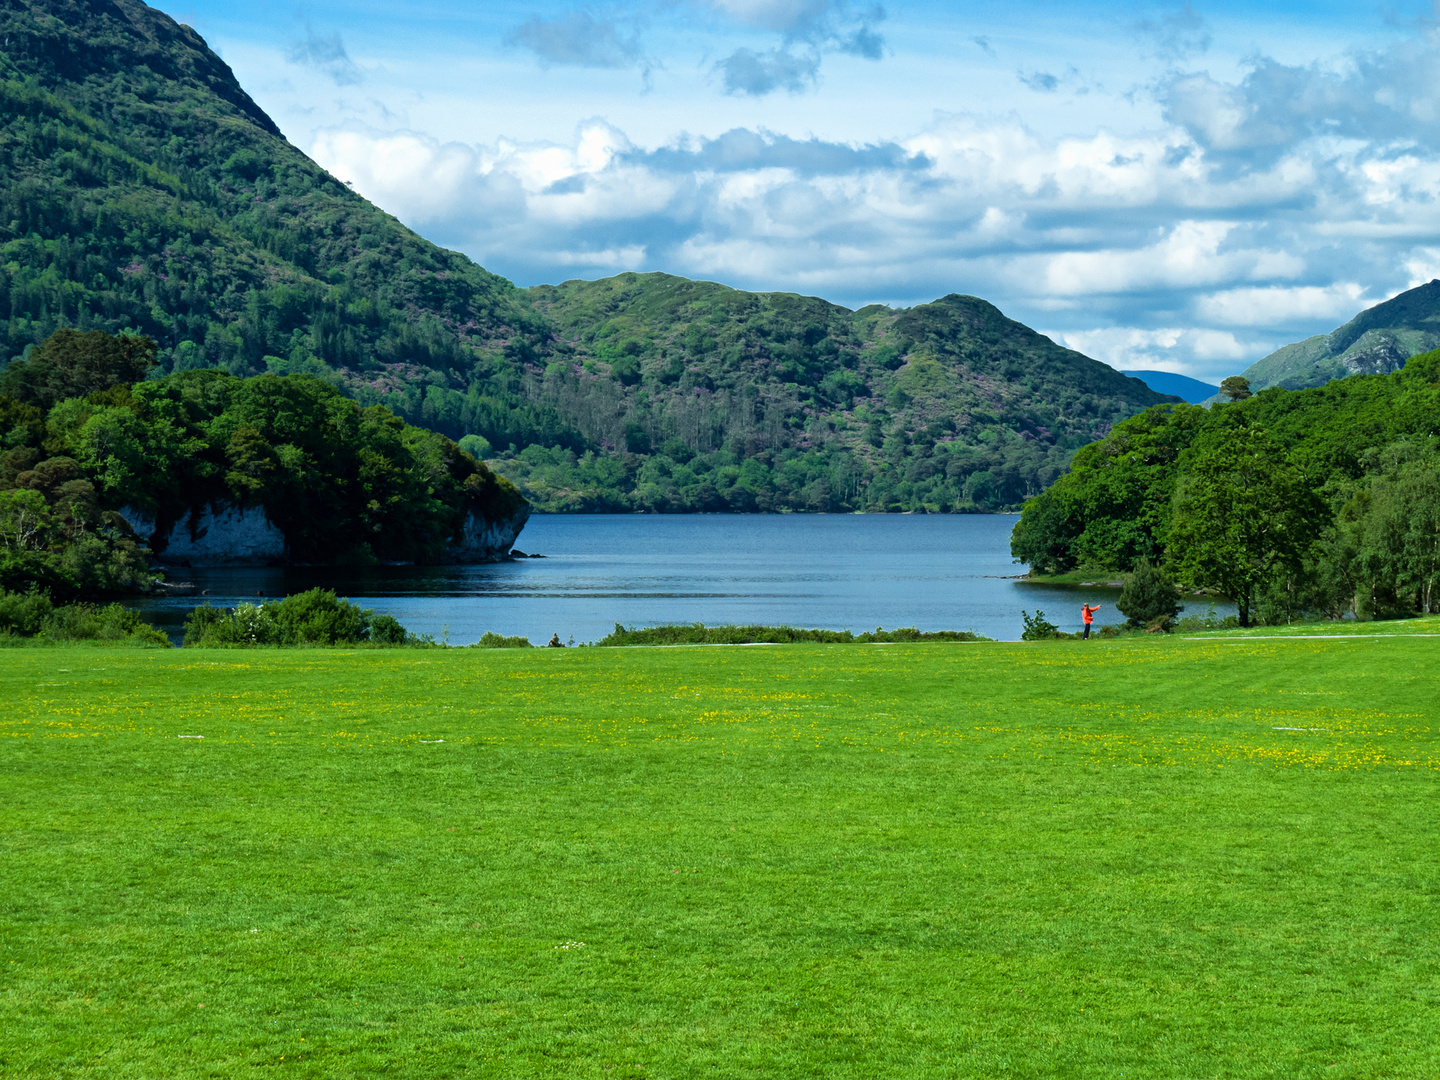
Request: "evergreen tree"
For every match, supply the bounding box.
[1116,558,1182,629]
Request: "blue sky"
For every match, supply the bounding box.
[156,0,1440,380]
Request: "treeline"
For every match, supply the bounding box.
[0,329,525,602]
[1011,359,1440,625]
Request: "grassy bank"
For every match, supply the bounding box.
[3,635,1437,1077]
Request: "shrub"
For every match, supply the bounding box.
[370,614,411,645]
[0,588,54,636]
[268,589,367,645]
[0,589,167,645]
[1117,558,1183,630]
[593,624,987,646]
[1175,605,1241,632]
[1020,610,1063,640]
[182,589,420,647]
[475,632,533,648]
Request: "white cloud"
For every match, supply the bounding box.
[293,14,1440,380]
[1195,283,1368,327]
[1051,326,1257,380]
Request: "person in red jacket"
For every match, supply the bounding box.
[1081,603,1101,639]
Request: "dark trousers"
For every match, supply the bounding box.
[1082,623,1091,639]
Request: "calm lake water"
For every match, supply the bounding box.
[133,514,1232,644]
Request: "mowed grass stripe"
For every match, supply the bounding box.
[2,637,1437,1078]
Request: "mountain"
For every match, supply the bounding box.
[0,0,1175,513]
[1118,370,1218,404]
[1234,280,1440,393]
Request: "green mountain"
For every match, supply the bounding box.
[1235,280,1440,393]
[0,0,1174,513]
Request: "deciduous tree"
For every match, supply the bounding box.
[1168,425,1324,626]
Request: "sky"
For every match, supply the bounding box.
[154,0,1440,381]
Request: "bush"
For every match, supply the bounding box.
[370,614,411,645]
[1175,605,1241,632]
[1020,610,1064,640]
[593,623,987,646]
[475,632,533,648]
[0,588,167,645]
[182,589,420,647]
[1117,558,1183,631]
[0,588,54,636]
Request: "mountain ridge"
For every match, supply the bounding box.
[0,0,1175,512]
[1235,280,1440,393]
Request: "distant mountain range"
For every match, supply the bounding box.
[0,0,1174,512]
[1235,280,1440,393]
[1117,370,1218,404]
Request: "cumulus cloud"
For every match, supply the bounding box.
[1053,327,1257,372]
[1195,284,1369,327]
[709,0,885,95]
[287,23,362,85]
[636,128,929,175]
[1160,32,1440,160]
[506,11,648,70]
[303,21,1440,381]
[716,46,821,95]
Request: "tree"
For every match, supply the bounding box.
[0,330,157,409]
[1342,457,1440,616]
[1116,557,1182,629]
[1219,376,1252,402]
[1020,609,1062,640]
[1167,425,1324,626]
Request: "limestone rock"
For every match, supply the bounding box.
[121,504,286,566]
[444,505,531,564]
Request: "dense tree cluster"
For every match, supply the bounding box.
[1011,351,1440,625]
[0,329,524,601]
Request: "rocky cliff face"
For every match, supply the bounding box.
[122,502,530,566]
[122,505,286,566]
[444,506,531,563]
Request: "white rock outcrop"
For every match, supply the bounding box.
[120,502,528,566]
[120,504,286,566]
[444,505,531,563]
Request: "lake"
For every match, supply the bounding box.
[132,514,1232,644]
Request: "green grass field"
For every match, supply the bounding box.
[4,632,1439,1078]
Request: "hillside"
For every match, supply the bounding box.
[0,0,546,392]
[1119,369,1218,404]
[0,0,1174,513]
[505,275,1172,511]
[1235,280,1440,393]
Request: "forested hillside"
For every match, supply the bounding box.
[1011,352,1440,624]
[0,0,1173,512]
[490,276,1169,512]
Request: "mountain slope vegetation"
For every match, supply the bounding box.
[0,0,1173,512]
[1235,280,1440,393]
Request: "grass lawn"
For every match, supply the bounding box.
[3,632,1438,1078]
